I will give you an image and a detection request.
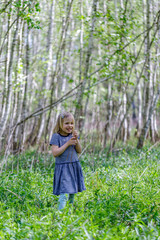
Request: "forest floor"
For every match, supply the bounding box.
[0,144,160,239]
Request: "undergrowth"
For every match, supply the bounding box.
[0,145,160,239]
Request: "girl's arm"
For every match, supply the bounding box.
[52,137,77,157]
[73,130,82,153]
[75,139,82,153]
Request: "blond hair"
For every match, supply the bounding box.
[53,112,75,133]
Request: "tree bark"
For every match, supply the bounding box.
[137,0,152,147]
[137,86,160,149]
[12,18,24,152]
[74,0,98,133]
[0,6,19,147]
[36,0,55,144]
[43,0,74,145]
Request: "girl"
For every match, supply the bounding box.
[50,112,86,210]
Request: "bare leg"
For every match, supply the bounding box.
[58,194,67,210]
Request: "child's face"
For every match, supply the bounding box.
[60,116,74,135]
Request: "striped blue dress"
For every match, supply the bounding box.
[50,133,86,195]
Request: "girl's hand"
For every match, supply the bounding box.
[52,137,77,157]
[67,137,77,146]
[72,130,78,140]
[72,131,82,153]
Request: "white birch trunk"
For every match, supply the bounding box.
[137,0,160,148]
[150,0,159,141]
[75,0,98,132]
[137,81,142,136]
[11,19,23,151]
[36,0,55,144]
[123,90,128,143]
[21,25,30,145]
[0,8,19,142]
[143,0,151,125]
[79,0,83,83]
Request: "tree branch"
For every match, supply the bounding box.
[11,74,115,129]
[0,0,12,14]
[89,10,160,78]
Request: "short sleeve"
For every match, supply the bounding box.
[50,133,59,146]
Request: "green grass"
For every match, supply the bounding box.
[0,146,160,239]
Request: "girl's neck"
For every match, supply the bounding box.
[59,130,70,136]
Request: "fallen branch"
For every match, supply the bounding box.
[4,188,22,200]
[79,143,91,159]
[12,74,115,129]
[147,140,160,152]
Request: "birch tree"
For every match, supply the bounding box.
[75,0,98,133]
[0,5,19,142]
[137,0,158,148]
[36,0,55,144]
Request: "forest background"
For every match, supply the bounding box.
[0,0,160,157]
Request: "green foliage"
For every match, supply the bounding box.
[0,147,160,239]
[9,0,41,29]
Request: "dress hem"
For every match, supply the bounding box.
[53,189,86,196]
